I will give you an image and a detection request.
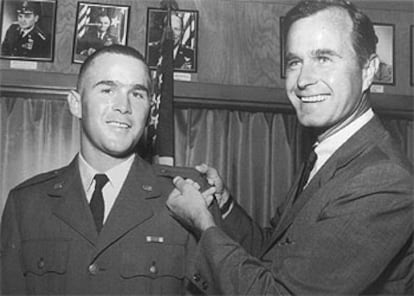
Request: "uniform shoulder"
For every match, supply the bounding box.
[153,164,210,191]
[12,167,64,192]
[32,26,47,40]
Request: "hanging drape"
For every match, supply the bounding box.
[1,96,413,227]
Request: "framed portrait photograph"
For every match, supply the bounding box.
[72,2,130,64]
[373,23,395,85]
[145,8,198,72]
[411,25,414,86]
[0,0,57,62]
[279,16,286,79]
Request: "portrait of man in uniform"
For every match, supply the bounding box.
[0,0,56,61]
[146,8,198,72]
[72,2,129,64]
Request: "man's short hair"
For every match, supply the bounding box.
[77,44,152,93]
[283,0,378,68]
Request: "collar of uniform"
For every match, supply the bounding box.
[78,153,135,196]
[20,26,34,37]
[311,108,374,179]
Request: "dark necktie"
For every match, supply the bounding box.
[294,149,317,202]
[90,174,108,233]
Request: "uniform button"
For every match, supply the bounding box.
[142,184,153,192]
[202,281,208,290]
[193,273,201,282]
[88,263,98,275]
[149,262,158,274]
[37,257,45,269]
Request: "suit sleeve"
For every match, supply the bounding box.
[187,162,414,295]
[1,191,26,295]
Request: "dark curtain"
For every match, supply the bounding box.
[1,97,412,227]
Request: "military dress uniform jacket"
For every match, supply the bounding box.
[77,29,118,55]
[1,24,49,58]
[188,116,414,295]
[1,155,199,295]
[148,42,194,70]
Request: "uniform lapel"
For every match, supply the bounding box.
[50,156,98,245]
[94,156,161,255]
[261,116,385,257]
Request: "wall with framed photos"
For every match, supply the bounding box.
[1,0,413,117]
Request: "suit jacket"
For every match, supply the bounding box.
[1,155,199,295]
[187,116,414,295]
[1,24,50,58]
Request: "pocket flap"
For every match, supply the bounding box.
[121,244,185,279]
[22,239,69,275]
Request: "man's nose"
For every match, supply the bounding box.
[297,63,317,89]
[112,91,132,114]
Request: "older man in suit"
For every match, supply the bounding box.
[0,44,213,295]
[167,0,414,294]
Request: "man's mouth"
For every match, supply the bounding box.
[107,121,131,128]
[299,95,329,103]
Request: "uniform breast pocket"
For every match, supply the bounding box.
[21,239,70,294]
[120,243,186,294]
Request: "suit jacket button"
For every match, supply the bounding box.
[37,257,45,269]
[193,273,201,282]
[88,263,98,275]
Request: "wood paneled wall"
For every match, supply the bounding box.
[1,0,413,115]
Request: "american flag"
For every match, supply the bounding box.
[147,6,175,166]
[77,4,91,38]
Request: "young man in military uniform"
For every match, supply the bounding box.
[1,1,50,58]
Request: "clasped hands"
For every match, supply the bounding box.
[166,164,230,232]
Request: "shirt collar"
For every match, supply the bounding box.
[78,153,136,193]
[313,108,374,173]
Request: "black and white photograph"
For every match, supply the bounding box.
[145,8,198,72]
[373,23,395,85]
[72,2,130,64]
[0,0,56,61]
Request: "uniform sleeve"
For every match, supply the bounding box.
[1,191,26,295]
[188,162,414,295]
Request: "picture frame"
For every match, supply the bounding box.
[145,8,198,73]
[411,25,414,86]
[373,23,395,85]
[279,17,286,79]
[0,0,57,62]
[72,2,130,64]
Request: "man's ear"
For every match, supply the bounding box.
[67,90,82,119]
[362,54,380,92]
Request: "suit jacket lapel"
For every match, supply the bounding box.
[261,116,386,256]
[94,156,161,255]
[50,156,98,245]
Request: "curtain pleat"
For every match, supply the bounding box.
[0,97,80,213]
[1,97,412,228]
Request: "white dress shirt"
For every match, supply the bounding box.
[308,108,375,183]
[78,154,135,223]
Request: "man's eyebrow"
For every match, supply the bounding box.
[312,49,342,58]
[92,80,150,94]
[132,84,149,93]
[93,80,117,88]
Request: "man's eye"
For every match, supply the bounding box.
[286,59,300,69]
[101,88,113,94]
[318,56,331,64]
[132,91,147,100]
